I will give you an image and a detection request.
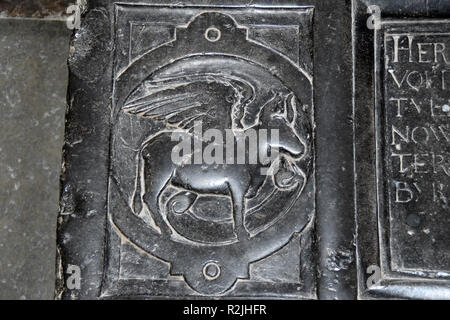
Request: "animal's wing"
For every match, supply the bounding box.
[122,74,246,130]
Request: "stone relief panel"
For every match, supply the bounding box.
[101,5,316,298]
[53,0,450,300]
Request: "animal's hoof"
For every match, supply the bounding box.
[169,192,197,214]
[235,228,250,241]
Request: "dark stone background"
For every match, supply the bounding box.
[0,0,72,18]
[0,18,70,299]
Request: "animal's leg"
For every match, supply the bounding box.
[143,175,173,237]
[140,150,174,236]
[138,135,177,236]
[229,185,248,241]
[245,173,267,199]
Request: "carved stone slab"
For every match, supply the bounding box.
[382,23,449,275]
[354,0,450,299]
[57,0,396,300]
[105,5,315,298]
[56,0,336,300]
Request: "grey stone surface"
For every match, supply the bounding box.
[354,0,450,299]
[57,3,318,299]
[55,0,356,300]
[0,18,70,299]
[0,0,72,18]
[57,0,449,300]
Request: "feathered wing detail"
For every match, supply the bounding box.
[122,74,255,131]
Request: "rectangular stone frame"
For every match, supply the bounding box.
[102,2,316,299]
[56,0,355,300]
[353,0,450,300]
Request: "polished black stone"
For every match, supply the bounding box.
[56,0,449,300]
[354,0,449,299]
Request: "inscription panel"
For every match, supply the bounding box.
[381,24,450,275]
[354,0,450,299]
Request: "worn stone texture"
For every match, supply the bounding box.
[353,0,450,299]
[56,0,356,300]
[0,0,441,301]
[0,19,70,299]
[0,0,72,18]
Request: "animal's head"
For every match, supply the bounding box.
[258,91,307,158]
